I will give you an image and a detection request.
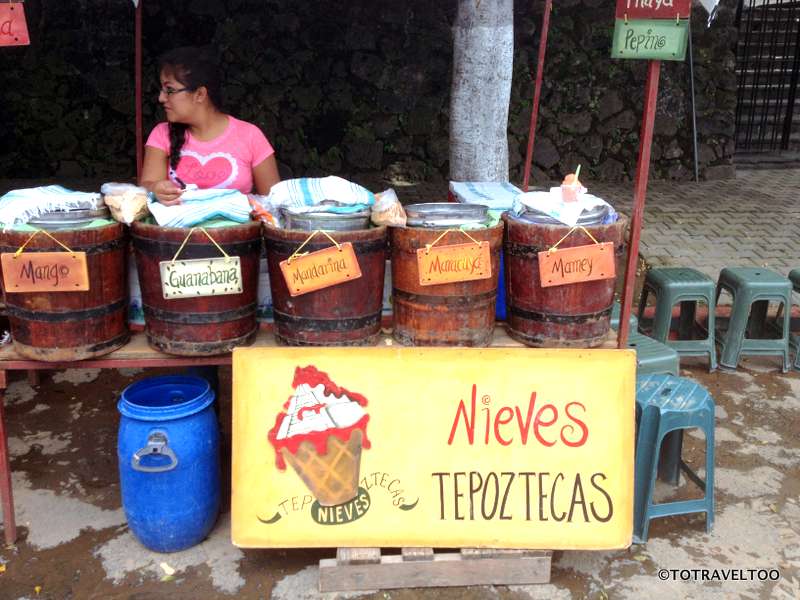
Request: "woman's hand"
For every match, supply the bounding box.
[152,180,184,206]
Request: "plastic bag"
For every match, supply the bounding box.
[371,189,406,227]
[101,182,149,224]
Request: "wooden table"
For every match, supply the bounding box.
[0,326,545,546]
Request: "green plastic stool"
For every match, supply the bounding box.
[611,302,678,375]
[715,267,792,372]
[638,268,717,372]
[790,269,800,371]
[634,374,715,543]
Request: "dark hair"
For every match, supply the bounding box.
[158,47,224,172]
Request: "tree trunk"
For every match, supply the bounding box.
[449,0,514,182]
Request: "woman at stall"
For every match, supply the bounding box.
[139,47,278,396]
[140,46,280,203]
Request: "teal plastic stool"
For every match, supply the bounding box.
[611,302,679,376]
[790,269,800,371]
[638,268,717,372]
[634,374,715,543]
[715,267,792,372]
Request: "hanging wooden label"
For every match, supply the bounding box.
[280,242,361,297]
[1,252,89,292]
[0,3,31,47]
[416,242,492,286]
[615,0,691,20]
[159,256,243,299]
[538,243,616,288]
[611,18,689,61]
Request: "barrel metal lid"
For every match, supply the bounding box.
[405,203,489,228]
[29,205,112,229]
[280,207,372,232]
[514,204,609,226]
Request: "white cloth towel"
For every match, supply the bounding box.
[449,181,522,210]
[267,176,375,214]
[0,185,102,229]
[147,187,251,227]
[514,189,612,227]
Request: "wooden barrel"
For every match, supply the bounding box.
[131,221,261,356]
[391,224,503,346]
[263,225,387,346]
[503,214,628,348]
[0,223,129,361]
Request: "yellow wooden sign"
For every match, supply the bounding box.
[1,251,89,292]
[279,242,362,297]
[232,347,635,550]
[416,242,492,286]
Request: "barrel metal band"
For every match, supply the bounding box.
[12,331,130,353]
[132,236,261,259]
[143,302,256,324]
[264,237,387,256]
[6,298,127,322]
[0,236,127,255]
[273,310,381,332]
[508,305,612,324]
[504,241,624,258]
[392,288,497,306]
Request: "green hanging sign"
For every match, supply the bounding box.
[611,18,689,61]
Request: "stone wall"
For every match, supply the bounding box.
[0,0,739,184]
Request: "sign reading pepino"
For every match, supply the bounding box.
[232,346,635,549]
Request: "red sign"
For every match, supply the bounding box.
[0,3,30,47]
[615,0,691,20]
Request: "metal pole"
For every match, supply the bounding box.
[688,21,699,182]
[0,386,16,546]
[522,0,552,192]
[135,0,143,182]
[618,61,661,349]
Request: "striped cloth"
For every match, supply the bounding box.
[0,185,102,229]
[449,181,523,210]
[147,188,251,227]
[267,176,375,214]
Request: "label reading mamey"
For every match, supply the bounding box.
[279,242,362,296]
[417,242,492,286]
[538,242,615,288]
[1,252,89,292]
[159,257,243,299]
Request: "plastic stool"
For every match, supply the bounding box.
[634,374,715,543]
[715,267,792,372]
[628,333,680,376]
[611,300,638,332]
[790,269,800,371]
[638,268,717,371]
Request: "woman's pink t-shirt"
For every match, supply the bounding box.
[145,116,274,194]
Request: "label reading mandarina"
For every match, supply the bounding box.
[280,242,362,297]
[417,242,492,286]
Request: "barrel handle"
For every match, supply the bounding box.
[131,431,178,473]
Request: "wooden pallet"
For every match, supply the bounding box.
[319,547,552,592]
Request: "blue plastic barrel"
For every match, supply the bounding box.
[496,250,507,321]
[117,375,220,553]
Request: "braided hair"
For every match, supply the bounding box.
[158,47,224,173]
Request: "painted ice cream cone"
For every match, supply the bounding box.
[280,430,363,506]
[268,366,371,507]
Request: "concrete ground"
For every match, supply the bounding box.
[1,168,799,599]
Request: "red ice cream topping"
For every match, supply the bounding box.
[267,365,371,470]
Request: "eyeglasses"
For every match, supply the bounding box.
[160,87,190,96]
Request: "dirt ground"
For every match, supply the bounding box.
[1,356,799,600]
